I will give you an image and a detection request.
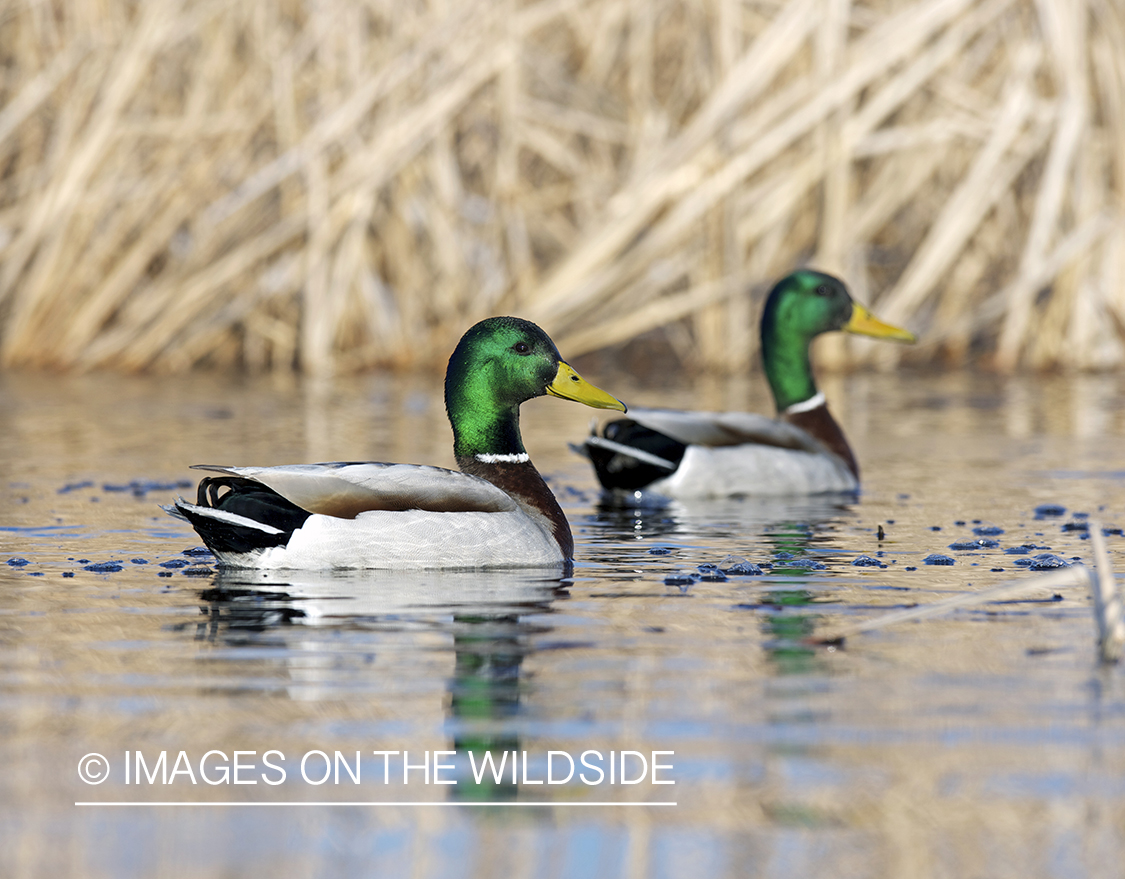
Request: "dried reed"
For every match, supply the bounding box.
[0,0,1122,374]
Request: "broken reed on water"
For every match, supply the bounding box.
[0,0,1122,375]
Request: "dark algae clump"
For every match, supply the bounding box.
[949,538,1001,550]
[1014,553,1071,571]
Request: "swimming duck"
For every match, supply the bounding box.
[168,317,625,569]
[581,270,914,498]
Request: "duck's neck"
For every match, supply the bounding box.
[761,324,859,479]
[448,402,572,559]
[760,320,818,413]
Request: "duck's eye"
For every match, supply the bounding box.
[512,341,531,354]
[815,284,830,296]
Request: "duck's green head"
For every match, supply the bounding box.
[445,317,626,459]
[761,270,915,411]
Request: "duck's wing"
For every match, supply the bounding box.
[191,462,518,518]
[626,408,825,453]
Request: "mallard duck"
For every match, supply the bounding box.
[581,270,914,498]
[167,317,625,569]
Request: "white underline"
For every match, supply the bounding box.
[784,391,826,415]
[474,452,530,464]
[76,801,677,807]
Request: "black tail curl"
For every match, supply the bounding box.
[180,477,313,556]
[584,420,687,492]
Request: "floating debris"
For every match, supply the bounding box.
[1090,523,1125,663]
[923,554,955,565]
[949,538,1000,550]
[180,566,215,577]
[696,564,728,582]
[1019,553,1071,571]
[775,558,827,570]
[663,572,696,586]
[62,572,74,578]
[877,524,885,540]
[57,481,94,494]
[1034,503,1066,519]
[1061,520,1089,532]
[159,559,191,569]
[182,546,214,558]
[816,565,1090,644]
[6,558,29,567]
[1013,553,1069,569]
[972,525,1004,536]
[104,479,192,497]
[83,561,124,573]
[852,555,883,567]
[647,547,672,556]
[131,558,148,565]
[718,555,763,576]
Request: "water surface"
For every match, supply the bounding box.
[2,369,1125,878]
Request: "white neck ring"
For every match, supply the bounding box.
[784,391,826,415]
[475,452,530,464]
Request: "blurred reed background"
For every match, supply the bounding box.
[0,0,1121,376]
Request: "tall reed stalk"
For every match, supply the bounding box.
[0,0,1121,374]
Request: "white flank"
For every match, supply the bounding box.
[475,453,530,464]
[649,442,856,498]
[246,508,564,569]
[784,392,826,415]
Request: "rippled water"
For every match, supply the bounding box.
[2,368,1125,878]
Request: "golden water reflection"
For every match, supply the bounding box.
[2,369,1125,877]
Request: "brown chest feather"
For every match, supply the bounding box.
[457,457,573,559]
[782,404,859,480]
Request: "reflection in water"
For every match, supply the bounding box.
[7,371,1125,876]
[585,491,849,676]
[760,523,829,677]
[760,590,821,677]
[194,568,565,803]
[760,522,832,679]
[582,491,856,562]
[447,614,529,802]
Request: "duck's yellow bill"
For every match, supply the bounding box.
[547,362,627,412]
[844,303,916,343]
